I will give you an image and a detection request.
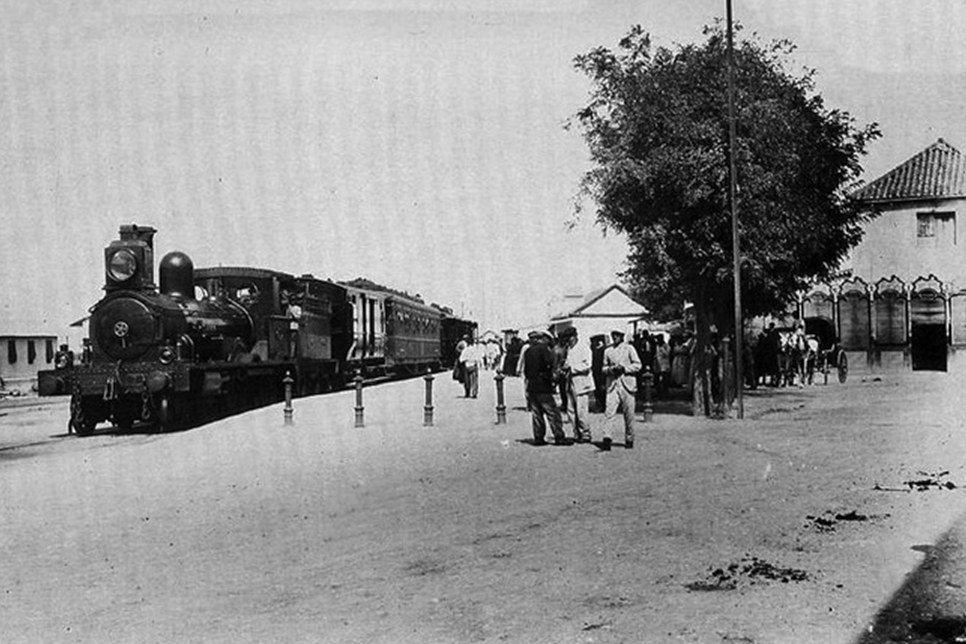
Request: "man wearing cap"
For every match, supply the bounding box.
[523,330,566,446]
[559,327,593,443]
[602,328,642,450]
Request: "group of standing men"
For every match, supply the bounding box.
[523,327,641,451]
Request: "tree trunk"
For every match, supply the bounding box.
[691,289,713,417]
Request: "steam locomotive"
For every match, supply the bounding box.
[39,225,477,434]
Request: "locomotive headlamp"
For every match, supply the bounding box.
[108,249,138,282]
[55,352,71,369]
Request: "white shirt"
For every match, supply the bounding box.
[564,340,593,395]
[459,343,485,367]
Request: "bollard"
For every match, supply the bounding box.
[423,369,434,426]
[495,372,507,424]
[283,370,294,425]
[354,372,365,428]
[642,369,654,423]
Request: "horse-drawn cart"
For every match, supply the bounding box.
[803,317,848,384]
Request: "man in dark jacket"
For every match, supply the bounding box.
[523,330,566,446]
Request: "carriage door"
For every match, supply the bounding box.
[354,292,368,359]
[910,279,947,372]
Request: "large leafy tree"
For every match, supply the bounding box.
[571,24,879,413]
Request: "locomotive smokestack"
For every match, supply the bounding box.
[160,251,195,300]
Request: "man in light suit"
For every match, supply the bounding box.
[602,328,642,450]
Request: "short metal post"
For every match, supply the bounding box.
[642,369,654,423]
[423,370,434,426]
[495,372,507,424]
[354,372,365,428]
[283,370,294,425]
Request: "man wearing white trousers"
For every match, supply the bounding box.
[602,328,641,450]
[560,327,594,443]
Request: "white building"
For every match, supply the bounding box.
[1,331,58,394]
[547,284,650,342]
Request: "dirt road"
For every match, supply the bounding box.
[2,371,964,643]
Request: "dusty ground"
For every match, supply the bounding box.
[2,369,965,644]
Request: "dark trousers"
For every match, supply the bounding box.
[529,392,564,442]
[463,364,479,397]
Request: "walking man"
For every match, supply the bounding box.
[560,327,593,443]
[523,330,566,446]
[459,336,484,398]
[602,328,641,450]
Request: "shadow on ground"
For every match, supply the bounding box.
[856,513,966,643]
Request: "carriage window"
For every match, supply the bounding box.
[45,339,54,363]
[7,339,16,364]
[27,340,36,364]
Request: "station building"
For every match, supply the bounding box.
[0,331,58,395]
[797,138,966,372]
[547,284,650,343]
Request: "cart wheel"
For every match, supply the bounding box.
[837,351,848,383]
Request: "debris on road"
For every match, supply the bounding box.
[685,556,809,592]
[805,510,888,532]
[903,470,958,491]
[873,470,960,492]
[835,510,870,521]
[806,514,838,532]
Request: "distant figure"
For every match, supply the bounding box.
[590,334,607,412]
[744,333,758,390]
[515,338,532,411]
[634,330,655,386]
[459,337,484,398]
[502,336,523,376]
[763,323,780,387]
[452,335,469,384]
[560,327,593,443]
[670,335,689,388]
[485,340,501,371]
[552,332,570,415]
[653,334,671,397]
[602,328,641,450]
[523,330,565,446]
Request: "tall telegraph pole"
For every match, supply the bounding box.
[726,0,744,418]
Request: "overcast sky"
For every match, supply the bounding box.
[2,0,964,336]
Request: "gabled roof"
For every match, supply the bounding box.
[852,138,966,203]
[552,284,648,319]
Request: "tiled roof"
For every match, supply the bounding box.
[852,138,966,202]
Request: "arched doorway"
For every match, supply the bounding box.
[910,276,947,372]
